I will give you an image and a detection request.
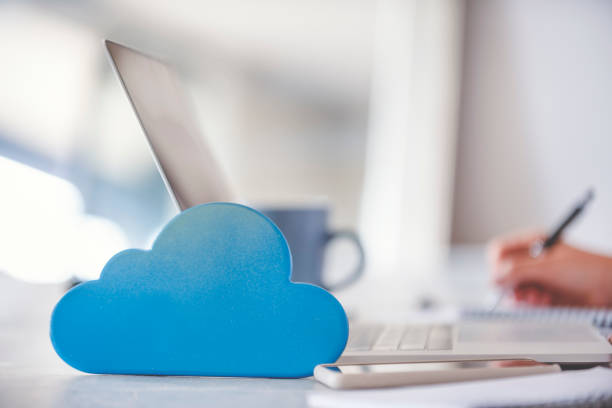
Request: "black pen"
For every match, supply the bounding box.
[491,188,595,310]
[529,189,595,258]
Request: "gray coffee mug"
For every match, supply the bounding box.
[259,206,365,291]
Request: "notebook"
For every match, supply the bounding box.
[308,366,612,408]
[461,307,612,337]
[491,394,612,408]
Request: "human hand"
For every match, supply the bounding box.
[488,231,612,307]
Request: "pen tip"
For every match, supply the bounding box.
[584,188,595,203]
[587,188,594,198]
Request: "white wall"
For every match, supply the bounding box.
[452,0,612,253]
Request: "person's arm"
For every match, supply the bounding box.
[488,231,612,307]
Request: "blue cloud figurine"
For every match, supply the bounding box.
[50,202,348,378]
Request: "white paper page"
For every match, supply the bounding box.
[308,367,612,408]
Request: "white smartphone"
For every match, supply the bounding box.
[314,359,560,389]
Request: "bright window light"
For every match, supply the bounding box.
[0,156,128,283]
[0,3,97,160]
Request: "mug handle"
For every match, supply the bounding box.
[323,230,365,291]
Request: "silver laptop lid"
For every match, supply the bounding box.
[105,40,235,210]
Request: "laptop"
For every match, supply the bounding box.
[105,40,612,365]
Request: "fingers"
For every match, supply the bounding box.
[513,285,552,306]
[488,233,612,308]
[491,250,550,288]
[487,231,547,264]
[494,255,553,288]
[488,230,550,295]
[496,254,585,306]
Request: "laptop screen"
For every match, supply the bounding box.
[105,40,235,210]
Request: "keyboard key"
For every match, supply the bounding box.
[372,326,405,350]
[399,326,429,350]
[347,325,383,351]
[426,325,453,350]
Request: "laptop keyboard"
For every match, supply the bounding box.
[346,325,453,352]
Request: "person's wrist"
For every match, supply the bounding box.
[587,255,612,307]
[599,260,612,307]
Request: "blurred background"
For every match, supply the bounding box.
[1,0,611,309]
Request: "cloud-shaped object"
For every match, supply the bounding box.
[50,203,348,378]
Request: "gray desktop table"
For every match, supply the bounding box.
[0,246,491,408]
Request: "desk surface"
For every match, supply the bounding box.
[0,246,491,408]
